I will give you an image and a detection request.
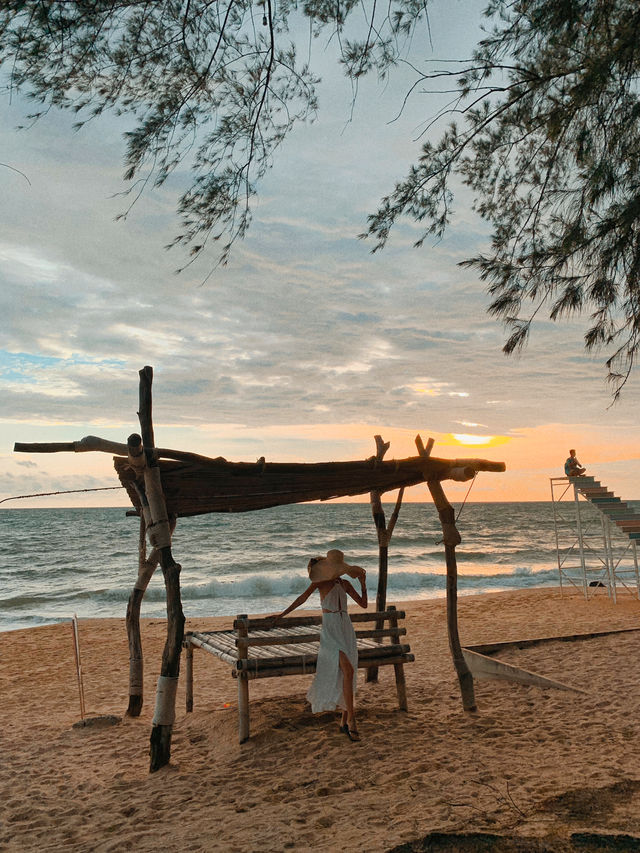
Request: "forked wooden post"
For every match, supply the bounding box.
[237,614,250,743]
[138,366,186,772]
[368,435,405,683]
[125,466,175,718]
[417,434,476,712]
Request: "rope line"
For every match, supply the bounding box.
[455,473,477,522]
[0,486,124,505]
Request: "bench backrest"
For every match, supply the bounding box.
[233,607,406,650]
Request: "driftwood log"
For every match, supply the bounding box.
[16,438,504,517]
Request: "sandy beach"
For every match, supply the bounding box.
[3,587,640,852]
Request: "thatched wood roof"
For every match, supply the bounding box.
[113,453,505,517]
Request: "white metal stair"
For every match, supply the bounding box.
[551,475,640,602]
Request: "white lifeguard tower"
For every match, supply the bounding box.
[550,475,640,602]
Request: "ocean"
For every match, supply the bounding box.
[0,501,575,633]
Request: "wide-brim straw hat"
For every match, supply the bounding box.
[308,549,361,583]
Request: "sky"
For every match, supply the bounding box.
[1,1,639,508]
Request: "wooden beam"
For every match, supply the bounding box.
[14,435,227,466]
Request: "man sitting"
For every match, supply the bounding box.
[565,448,586,477]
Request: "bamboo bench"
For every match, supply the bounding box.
[184,606,414,742]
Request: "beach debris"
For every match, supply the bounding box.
[466,626,640,657]
[462,649,585,693]
[72,715,122,730]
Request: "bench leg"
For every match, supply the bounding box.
[394,662,408,711]
[185,643,194,712]
[238,673,250,743]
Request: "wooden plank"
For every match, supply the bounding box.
[240,626,404,647]
[187,636,238,667]
[189,630,238,654]
[356,638,378,650]
[465,626,640,656]
[238,609,405,630]
[231,654,415,680]
[235,642,410,671]
[462,649,585,693]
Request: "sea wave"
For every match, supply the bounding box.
[0,502,567,630]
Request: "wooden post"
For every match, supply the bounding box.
[417,435,476,712]
[125,445,156,717]
[237,614,250,743]
[185,640,194,713]
[388,605,408,711]
[427,478,476,711]
[367,435,404,683]
[125,435,177,719]
[137,366,186,772]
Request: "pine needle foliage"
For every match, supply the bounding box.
[0,1,425,271]
[364,0,640,398]
[1,1,640,394]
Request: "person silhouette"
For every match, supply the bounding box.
[269,550,367,741]
[564,448,586,477]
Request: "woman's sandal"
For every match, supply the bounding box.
[340,721,360,742]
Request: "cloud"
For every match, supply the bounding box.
[1,9,639,507]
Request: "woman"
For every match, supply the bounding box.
[270,549,367,741]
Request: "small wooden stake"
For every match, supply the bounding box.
[185,641,194,712]
[71,614,86,720]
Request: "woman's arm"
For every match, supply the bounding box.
[341,574,367,609]
[268,582,318,624]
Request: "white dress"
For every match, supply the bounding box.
[306,582,358,713]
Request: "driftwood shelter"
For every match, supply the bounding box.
[15,366,507,772]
